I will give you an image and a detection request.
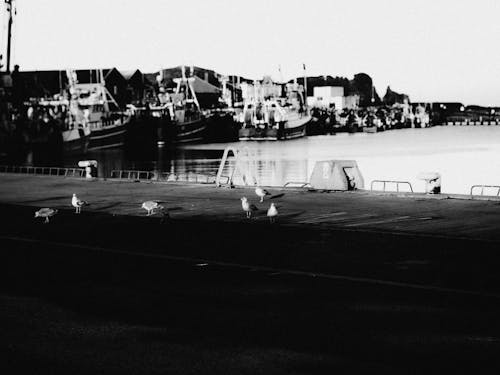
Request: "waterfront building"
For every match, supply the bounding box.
[119,69,155,105]
[309,86,344,109]
[75,68,127,108]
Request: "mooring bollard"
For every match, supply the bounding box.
[78,160,98,179]
[417,172,441,194]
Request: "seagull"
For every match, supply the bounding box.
[71,193,88,214]
[34,208,58,224]
[267,203,278,224]
[142,200,164,216]
[241,197,258,219]
[255,187,271,203]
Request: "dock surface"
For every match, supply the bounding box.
[2,173,500,374]
[0,173,499,241]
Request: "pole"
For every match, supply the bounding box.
[303,63,308,109]
[6,0,14,72]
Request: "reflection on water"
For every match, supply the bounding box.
[13,126,500,194]
[182,126,500,194]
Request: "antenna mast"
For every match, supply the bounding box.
[5,0,15,72]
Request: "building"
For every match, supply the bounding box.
[189,75,221,109]
[309,86,344,109]
[119,69,155,105]
[308,86,359,110]
[75,68,127,108]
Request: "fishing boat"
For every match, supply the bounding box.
[237,79,310,141]
[125,102,171,149]
[66,70,131,151]
[29,97,91,154]
[160,66,209,144]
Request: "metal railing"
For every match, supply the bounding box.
[371,180,413,193]
[283,181,311,188]
[470,185,500,198]
[0,165,85,177]
[110,170,156,180]
[110,169,223,184]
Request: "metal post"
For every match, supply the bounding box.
[5,0,14,72]
[303,63,308,111]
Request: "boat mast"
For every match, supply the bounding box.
[99,69,109,112]
[4,0,14,72]
[175,65,200,109]
[302,63,308,110]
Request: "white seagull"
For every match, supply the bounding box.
[141,200,164,216]
[34,208,58,224]
[241,197,258,219]
[255,187,271,203]
[71,193,88,214]
[267,203,278,224]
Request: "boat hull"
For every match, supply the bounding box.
[174,117,208,144]
[239,115,310,141]
[62,128,90,154]
[126,114,167,150]
[88,121,128,151]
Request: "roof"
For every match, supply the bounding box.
[75,68,125,84]
[190,76,220,94]
[144,72,159,85]
[119,69,139,81]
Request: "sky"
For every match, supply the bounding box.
[1,0,500,105]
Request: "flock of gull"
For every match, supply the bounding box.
[34,187,279,224]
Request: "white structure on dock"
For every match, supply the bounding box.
[308,86,360,110]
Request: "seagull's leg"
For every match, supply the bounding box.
[260,197,263,203]
[45,217,49,224]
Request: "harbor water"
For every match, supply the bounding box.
[16,126,500,195]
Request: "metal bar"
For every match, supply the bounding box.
[284,181,310,188]
[470,185,500,198]
[371,180,413,193]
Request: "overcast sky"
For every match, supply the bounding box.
[2,0,500,105]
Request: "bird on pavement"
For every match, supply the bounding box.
[267,203,278,224]
[241,197,258,219]
[255,187,271,203]
[141,200,164,216]
[34,208,58,224]
[72,194,88,214]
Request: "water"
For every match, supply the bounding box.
[19,126,500,195]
